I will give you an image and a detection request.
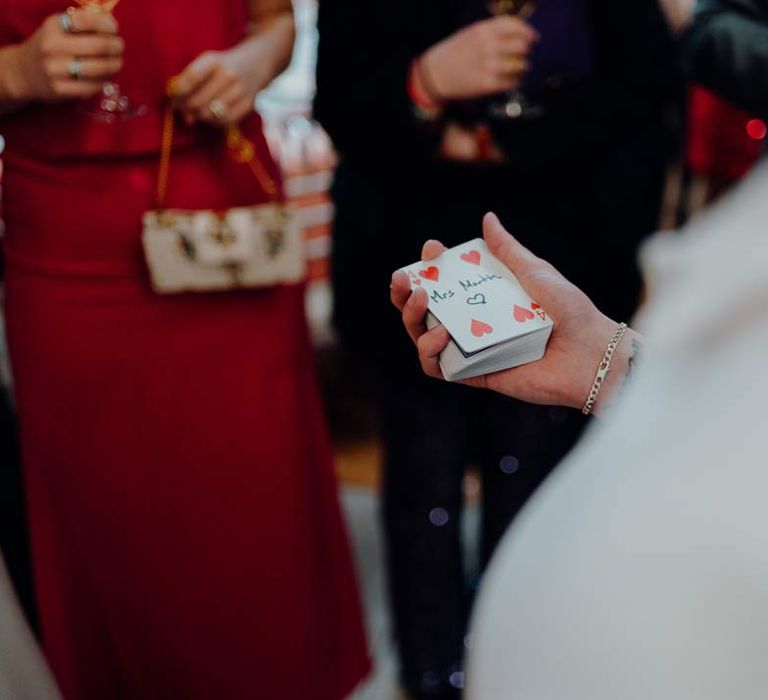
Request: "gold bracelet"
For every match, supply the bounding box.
[582,322,628,416]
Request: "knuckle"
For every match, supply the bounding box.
[39,37,57,57]
[42,16,58,35]
[201,51,221,67]
[43,57,58,77]
[98,38,114,55]
[470,24,487,43]
[98,17,117,33]
[51,79,67,96]
[501,15,521,28]
[75,12,94,31]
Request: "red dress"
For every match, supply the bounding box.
[0,2,369,699]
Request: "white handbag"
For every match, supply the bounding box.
[142,107,305,294]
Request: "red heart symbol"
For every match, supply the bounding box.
[531,302,541,310]
[419,266,439,282]
[460,250,481,265]
[514,305,535,323]
[471,319,494,338]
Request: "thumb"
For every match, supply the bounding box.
[483,211,542,277]
[482,211,560,302]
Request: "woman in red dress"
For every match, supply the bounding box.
[0,2,369,698]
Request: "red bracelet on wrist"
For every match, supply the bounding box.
[407,57,442,118]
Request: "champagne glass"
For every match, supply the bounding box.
[487,0,540,120]
[76,0,147,122]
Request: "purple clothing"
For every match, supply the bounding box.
[464,0,594,95]
[524,0,594,94]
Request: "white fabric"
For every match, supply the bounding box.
[0,558,60,700]
[468,164,768,699]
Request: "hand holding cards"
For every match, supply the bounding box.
[400,239,553,381]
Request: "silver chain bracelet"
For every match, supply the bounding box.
[582,322,628,416]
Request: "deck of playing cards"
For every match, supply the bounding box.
[400,239,554,382]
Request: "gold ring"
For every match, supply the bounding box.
[502,56,527,78]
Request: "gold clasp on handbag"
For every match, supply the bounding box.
[209,213,237,249]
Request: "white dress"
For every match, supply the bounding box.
[0,559,60,699]
[467,164,768,699]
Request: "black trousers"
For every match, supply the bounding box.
[331,136,666,696]
[0,387,38,634]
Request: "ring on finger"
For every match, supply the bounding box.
[67,57,85,80]
[59,8,76,34]
[209,99,228,121]
[502,55,526,78]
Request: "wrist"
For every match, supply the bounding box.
[222,47,259,94]
[236,13,294,96]
[589,324,642,416]
[417,48,448,105]
[408,57,442,118]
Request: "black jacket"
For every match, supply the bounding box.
[684,0,768,117]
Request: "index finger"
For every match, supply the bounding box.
[492,15,539,43]
[67,8,119,34]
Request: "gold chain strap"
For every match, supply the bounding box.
[154,83,281,210]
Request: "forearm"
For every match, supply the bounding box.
[230,9,295,98]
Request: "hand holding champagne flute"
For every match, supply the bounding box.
[75,0,146,120]
[0,7,124,109]
[417,12,537,104]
